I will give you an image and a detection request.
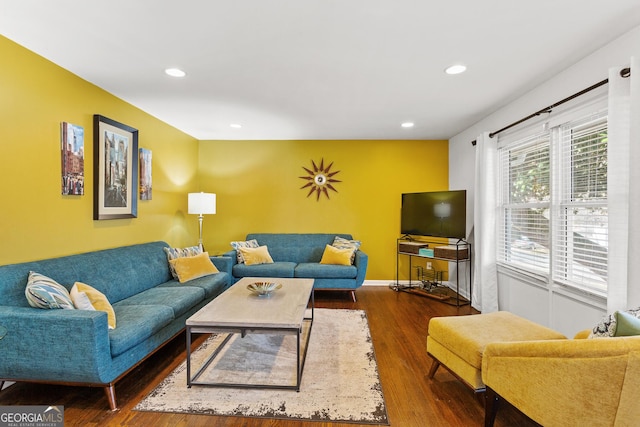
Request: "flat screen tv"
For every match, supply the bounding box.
[401,190,467,239]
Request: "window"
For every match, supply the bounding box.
[498,110,608,296]
[498,133,550,273]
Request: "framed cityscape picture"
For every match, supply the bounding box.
[93,115,138,220]
[139,148,152,200]
[60,122,84,195]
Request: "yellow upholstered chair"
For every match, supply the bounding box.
[483,335,640,427]
[426,311,566,391]
[428,311,640,425]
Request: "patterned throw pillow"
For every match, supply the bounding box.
[25,271,75,310]
[589,306,640,338]
[332,236,361,264]
[164,246,202,280]
[230,239,259,263]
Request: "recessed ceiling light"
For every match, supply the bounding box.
[230,123,242,129]
[401,122,415,128]
[445,64,467,75]
[165,68,186,78]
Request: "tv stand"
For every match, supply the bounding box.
[391,236,471,307]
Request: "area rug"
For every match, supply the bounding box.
[134,309,389,425]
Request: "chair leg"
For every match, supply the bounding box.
[104,384,118,411]
[427,357,440,379]
[484,386,500,427]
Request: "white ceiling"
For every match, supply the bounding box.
[2,0,640,140]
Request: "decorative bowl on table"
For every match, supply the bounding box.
[247,282,282,297]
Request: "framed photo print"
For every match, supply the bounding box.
[139,148,152,200]
[93,115,139,220]
[60,122,85,195]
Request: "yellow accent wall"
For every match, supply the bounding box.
[197,139,449,280]
[0,35,199,264]
[0,34,452,281]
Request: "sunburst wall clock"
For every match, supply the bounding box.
[299,159,341,200]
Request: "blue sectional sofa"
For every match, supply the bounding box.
[224,233,368,301]
[0,241,232,410]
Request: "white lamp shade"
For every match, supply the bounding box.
[188,192,216,215]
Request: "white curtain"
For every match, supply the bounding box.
[628,58,640,308]
[472,132,499,312]
[607,59,640,312]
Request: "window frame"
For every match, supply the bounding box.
[497,102,609,297]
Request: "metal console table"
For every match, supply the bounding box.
[391,237,472,307]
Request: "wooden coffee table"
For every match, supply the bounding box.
[185,277,314,391]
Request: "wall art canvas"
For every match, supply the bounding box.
[93,115,138,220]
[139,148,152,200]
[60,122,85,195]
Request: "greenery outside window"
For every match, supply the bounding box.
[498,109,608,296]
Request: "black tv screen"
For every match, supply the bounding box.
[401,190,467,239]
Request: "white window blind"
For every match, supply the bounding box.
[498,133,550,274]
[552,112,608,294]
[497,106,608,296]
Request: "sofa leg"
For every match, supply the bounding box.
[484,386,500,427]
[104,384,117,411]
[427,357,440,379]
[351,290,357,302]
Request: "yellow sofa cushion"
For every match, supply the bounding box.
[169,252,219,283]
[238,245,274,266]
[163,245,202,280]
[70,282,116,329]
[320,244,354,266]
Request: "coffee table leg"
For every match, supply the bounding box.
[186,326,192,388]
[296,329,301,392]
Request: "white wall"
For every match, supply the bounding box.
[449,25,640,337]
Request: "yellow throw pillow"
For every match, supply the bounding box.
[169,252,219,283]
[320,244,354,266]
[70,282,116,329]
[238,245,274,266]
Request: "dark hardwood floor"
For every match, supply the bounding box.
[0,286,538,426]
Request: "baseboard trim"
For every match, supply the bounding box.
[362,280,395,287]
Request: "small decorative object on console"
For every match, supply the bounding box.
[419,248,434,257]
